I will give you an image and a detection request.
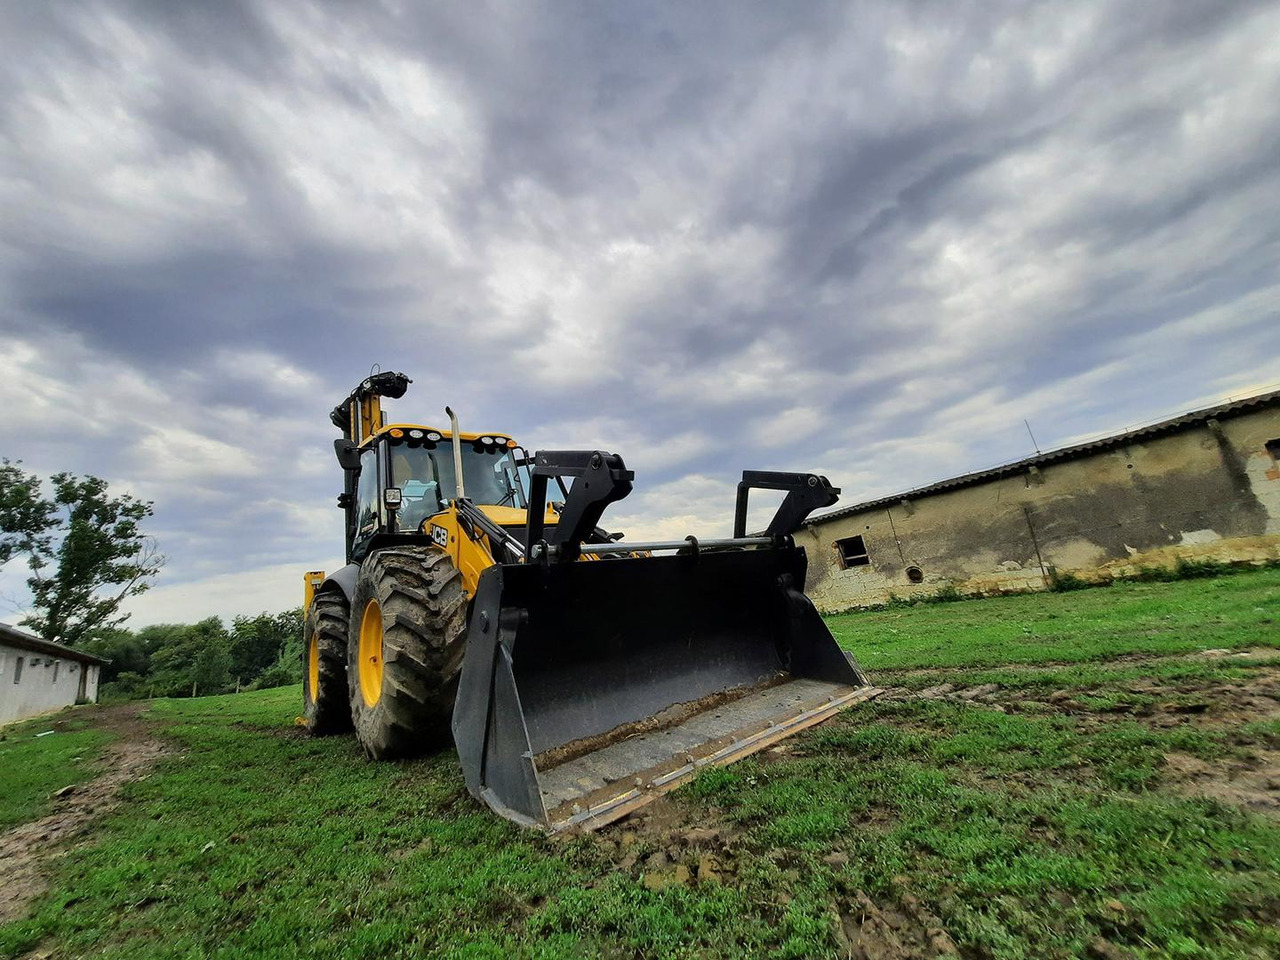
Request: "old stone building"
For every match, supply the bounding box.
[0,622,106,726]
[803,390,1280,611]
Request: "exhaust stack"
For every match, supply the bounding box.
[445,406,466,500]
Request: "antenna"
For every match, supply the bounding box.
[1024,419,1041,455]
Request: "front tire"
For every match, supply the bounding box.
[348,546,469,759]
[303,592,353,734]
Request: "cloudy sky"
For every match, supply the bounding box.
[2,0,1278,626]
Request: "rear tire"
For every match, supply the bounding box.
[348,546,469,759]
[303,592,353,734]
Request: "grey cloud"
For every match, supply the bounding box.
[1,0,1278,621]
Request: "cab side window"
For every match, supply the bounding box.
[354,448,381,554]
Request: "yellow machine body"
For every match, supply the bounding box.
[304,371,876,833]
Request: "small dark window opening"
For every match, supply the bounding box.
[836,535,870,568]
[906,565,925,584]
[1266,439,1280,460]
[13,657,23,684]
[53,662,59,683]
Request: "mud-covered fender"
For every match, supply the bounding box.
[320,563,360,603]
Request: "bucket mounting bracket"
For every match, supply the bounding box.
[526,450,635,560]
[733,471,840,539]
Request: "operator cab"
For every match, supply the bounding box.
[386,428,527,530]
[348,425,563,560]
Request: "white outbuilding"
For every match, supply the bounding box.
[0,622,108,726]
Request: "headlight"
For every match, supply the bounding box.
[426,431,442,442]
[408,429,424,439]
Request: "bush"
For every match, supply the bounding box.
[1172,557,1233,579]
[1124,557,1242,583]
[1049,570,1091,592]
[99,670,147,702]
[926,582,966,603]
[251,662,297,690]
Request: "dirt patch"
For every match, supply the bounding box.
[0,703,168,924]
[599,796,964,959]
[880,682,1005,709]
[1025,665,1280,728]
[584,792,759,892]
[835,887,958,959]
[1162,749,1280,816]
[884,661,1280,724]
[881,647,1280,683]
[882,658,1280,816]
[1198,670,1280,729]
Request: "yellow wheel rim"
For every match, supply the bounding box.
[307,631,320,701]
[358,599,385,707]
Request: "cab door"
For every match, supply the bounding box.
[351,444,384,562]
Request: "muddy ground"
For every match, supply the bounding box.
[0,704,167,925]
[877,655,1280,816]
[2,652,1277,959]
[590,653,1280,960]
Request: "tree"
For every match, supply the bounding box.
[192,638,233,695]
[82,627,152,683]
[0,460,163,646]
[0,460,56,565]
[252,608,306,689]
[229,609,303,682]
[76,609,307,701]
[146,618,231,697]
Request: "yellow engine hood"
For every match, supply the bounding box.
[475,504,554,527]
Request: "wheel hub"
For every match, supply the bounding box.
[307,631,320,701]
[358,599,385,707]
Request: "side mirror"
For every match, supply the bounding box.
[334,439,361,471]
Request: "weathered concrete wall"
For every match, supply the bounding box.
[0,646,100,726]
[806,405,1280,611]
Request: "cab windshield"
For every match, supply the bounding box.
[389,440,525,525]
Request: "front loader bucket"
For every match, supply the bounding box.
[452,546,879,832]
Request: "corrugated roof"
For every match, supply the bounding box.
[0,622,110,665]
[806,387,1280,527]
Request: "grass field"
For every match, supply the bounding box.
[0,716,109,833]
[1,569,1278,959]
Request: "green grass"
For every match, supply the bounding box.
[680,725,1280,955]
[827,567,1280,671]
[2,689,586,959]
[2,569,1279,958]
[0,713,111,831]
[879,652,1280,693]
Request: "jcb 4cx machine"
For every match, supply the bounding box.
[303,371,876,832]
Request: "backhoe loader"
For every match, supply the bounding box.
[302,371,877,831]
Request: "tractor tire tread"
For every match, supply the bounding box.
[348,545,469,759]
[303,592,353,735]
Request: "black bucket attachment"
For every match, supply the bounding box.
[452,544,878,832]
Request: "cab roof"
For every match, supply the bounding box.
[359,423,517,448]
